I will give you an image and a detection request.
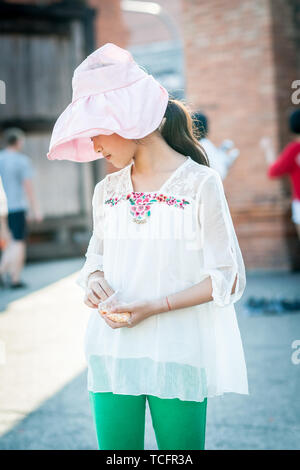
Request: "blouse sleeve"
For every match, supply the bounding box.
[75,179,105,291]
[197,170,246,308]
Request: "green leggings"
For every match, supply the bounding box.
[88,391,207,450]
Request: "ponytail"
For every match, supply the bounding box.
[159,98,210,167]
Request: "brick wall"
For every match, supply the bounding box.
[86,0,130,48]
[182,0,300,270]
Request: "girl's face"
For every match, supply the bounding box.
[90,133,136,168]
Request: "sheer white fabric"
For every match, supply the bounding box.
[197,171,246,308]
[76,180,105,291]
[76,156,249,402]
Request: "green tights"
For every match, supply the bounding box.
[88,391,207,450]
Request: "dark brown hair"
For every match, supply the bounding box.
[159,98,210,167]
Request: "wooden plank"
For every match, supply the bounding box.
[0,0,97,259]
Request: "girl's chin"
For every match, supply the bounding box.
[106,157,133,169]
[115,160,131,169]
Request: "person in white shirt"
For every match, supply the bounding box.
[192,112,240,180]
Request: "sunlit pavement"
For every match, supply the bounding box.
[0,260,299,450]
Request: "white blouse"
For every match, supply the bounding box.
[76,156,249,402]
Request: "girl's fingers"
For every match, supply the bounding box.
[88,291,101,305]
[92,284,107,301]
[89,280,107,300]
[110,305,131,313]
[100,313,118,328]
[91,279,114,301]
[99,312,129,329]
[85,298,98,309]
[101,280,115,297]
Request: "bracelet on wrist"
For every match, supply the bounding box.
[166,295,172,311]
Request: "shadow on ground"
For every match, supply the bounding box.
[0,370,98,450]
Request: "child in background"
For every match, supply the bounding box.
[0,176,10,287]
[192,112,240,180]
[264,109,300,240]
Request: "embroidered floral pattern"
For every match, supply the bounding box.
[105,191,190,224]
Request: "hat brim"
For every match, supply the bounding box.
[47,77,168,163]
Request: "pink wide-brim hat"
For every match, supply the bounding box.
[47,43,169,162]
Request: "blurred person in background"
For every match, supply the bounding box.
[0,175,10,288]
[192,112,240,180]
[262,109,300,240]
[0,127,43,288]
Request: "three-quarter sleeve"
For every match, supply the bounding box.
[198,170,246,307]
[76,179,105,291]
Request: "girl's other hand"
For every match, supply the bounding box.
[100,299,157,329]
[84,275,115,309]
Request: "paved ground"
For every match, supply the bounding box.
[0,259,299,450]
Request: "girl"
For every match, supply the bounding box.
[48,43,249,451]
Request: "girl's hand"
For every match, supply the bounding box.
[99,299,157,329]
[84,275,115,309]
